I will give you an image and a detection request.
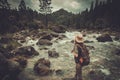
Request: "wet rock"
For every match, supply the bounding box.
[0,53,23,80]
[18,71,36,80]
[0,37,12,43]
[84,40,94,43]
[0,44,12,58]
[50,32,59,37]
[13,33,25,40]
[11,56,27,68]
[38,32,59,41]
[96,34,113,42]
[13,46,39,57]
[40,34,53,40]
[88,70,106,80]
[50,25,66,33]
[71,40,74,43]
[20,40,26,43]
[37,39,52,46]
[48,50,59,58]
[0,37,21,51]
[114,36,120,41]
[55,69,63,75]
[86,45,95,50]
[63,78,75,80]
[58,35,67,40]
[36,58,51,67]
[34,58,52,76]
[114,49,120,56]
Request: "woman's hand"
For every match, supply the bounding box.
[72,51,78,57]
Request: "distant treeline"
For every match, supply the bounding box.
[0,0,120,34]
[0,0,45,34]
[73,0,120,31]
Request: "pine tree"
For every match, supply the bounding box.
[90,1,94,12]
[18,0,26,11]
[39,0,52,27]
[0,0,10,9]
[95,0,99,8]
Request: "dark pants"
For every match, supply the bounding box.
[74,57,82,80]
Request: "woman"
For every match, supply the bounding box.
[71,34,85,80]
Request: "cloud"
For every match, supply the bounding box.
[8,0,106,13]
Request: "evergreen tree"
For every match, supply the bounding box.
[0,0,10,9]
[90,1,94,12]
[95,0,99,8]
[39,0,52,27]
[18,0,26,11]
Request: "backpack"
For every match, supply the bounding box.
[76,44,90,66]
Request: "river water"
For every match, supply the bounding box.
[18,31,120,80]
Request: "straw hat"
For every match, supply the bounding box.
[75,34,84,43]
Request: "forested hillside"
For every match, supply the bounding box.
[0,0,120,34]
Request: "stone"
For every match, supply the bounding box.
[0,37,12,44]
[115,48,120,56]
[34,58,52,76]
[114,36,120,41]
[0,53,24,80]
[96,34,113,42]
[13,46,39,57]
[84,40,94,43]
[40,34,53,40]
[48,50,59,58]
[11,56,27,68]
[37,39,52,46]
[50,25,66,33]
[55,69,63,75]
[58,35,66,40]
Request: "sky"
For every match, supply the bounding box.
[8,0,106,13]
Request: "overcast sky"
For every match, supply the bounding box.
[8,0,106,13]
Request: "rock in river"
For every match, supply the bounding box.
[37,39,52,46]
[34,58,52,76]
[48,49,59,58]
[13,46,39,57]
[96,34,113,42]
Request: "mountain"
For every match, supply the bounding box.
[50,8,74,26]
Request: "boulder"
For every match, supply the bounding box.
[84,40,94,43]
[37,39,52,46]
[50,25,66,33]
[86,45,95,50]
[58,35,66,40]
[13,46,39,57]
[96,34,113,42]
[50,32,59,37]
[40,34,53,40]
[71,40,74,43]
[114,49,120,56]
[0,37,21,51]
[36,58,51,67]
[88,70,106,80]
[55,69,63,75]
[114,36,120,41]
[11,56,27,68]
[34,58,52,76]
[0,37,13,44]
[48,50,59,58]
[0,53,23,80]
[0,44,12,58]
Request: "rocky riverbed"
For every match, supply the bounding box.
[0,29,120,80]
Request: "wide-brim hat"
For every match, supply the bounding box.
[75,34,84,43]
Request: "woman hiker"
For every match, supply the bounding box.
[71,34,90,80]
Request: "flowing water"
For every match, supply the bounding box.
[18,31,120,80]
